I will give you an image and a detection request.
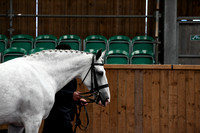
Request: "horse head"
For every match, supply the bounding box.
[80,49,110,106]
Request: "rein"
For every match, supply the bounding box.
[74,55,109,133]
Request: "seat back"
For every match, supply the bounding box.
[130,50,155,64]
[29,47,46,54]
[10,34,34,54]
[84,35,107,54]
[132,35,155,57]
[106,50,129,64]
[3,47,27,62]
[35,34,57,49]
[108,35,131,55]
[131,55,154,64]
[58,35,81,50]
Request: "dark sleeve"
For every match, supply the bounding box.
[55,79,77,101]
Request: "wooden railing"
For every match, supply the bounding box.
[1,64,200,133]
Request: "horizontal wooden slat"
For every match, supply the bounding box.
[105,64,200,70]
[105,64,172,70]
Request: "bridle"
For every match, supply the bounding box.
[74,55,109,133]
[80,55,109,104]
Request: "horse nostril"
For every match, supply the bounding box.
[106,98,110,103]
[97,71,104,76]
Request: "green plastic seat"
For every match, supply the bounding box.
[84,35,107,54]
[132,35,154,42]
[132,35,155,57]
[131,56,154,64]
[84,49,99,54]
[0,35,8,62]
[35,34,57,49]
[29,47,47,54]
[3,47,27,62]
[10,34,34,54]
[0,34,8,53]
[58,35,81,50]
[130,50,155,64]
[108,35,131,55]
[106,49,129,64]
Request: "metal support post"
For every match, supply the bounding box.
[164,0,178,64]
[8,0,14,39]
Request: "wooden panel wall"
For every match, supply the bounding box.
[177,0,200,16]
[0,0,10,36]
[38,0,149,39]
[1,0,200,39]
[74,65,200,133]
[12,0,36,36]
[0,0,156,39]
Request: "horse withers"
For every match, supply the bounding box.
[0,49,110,133]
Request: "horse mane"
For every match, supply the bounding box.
[24,49,92,61]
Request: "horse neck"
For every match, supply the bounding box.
[27,50,93,92]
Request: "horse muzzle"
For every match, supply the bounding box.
[98,91,110,106]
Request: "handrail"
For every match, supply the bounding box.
[104,64,200,70]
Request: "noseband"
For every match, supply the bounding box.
[80,55,109,104]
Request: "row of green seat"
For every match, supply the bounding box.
[0,34,155,64]
[1,47,154,64]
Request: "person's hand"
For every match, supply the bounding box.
[73,91,81,101]
[79,98,88,106]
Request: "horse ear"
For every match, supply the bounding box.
[96,49,102,60]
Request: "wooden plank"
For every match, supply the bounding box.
[98,0,107,36]
[173,65,200,70]
[126,70,135,133]
[107,70,118,133]
[105,64,200,70]
[143,70,152,133]
[105,64,172,70]
[177,70,186,133]
[100,67,111,133]
[80,0,88,38]
[186,71,195,133]
[194,71,200,133]
[151,70,160,133]
[160,70,169,133]
[168,70,178,133]
[134,70,143,133]
[92,104,101,133]
[106,0,113,37]
[70,0,78,35]
[100,104,109,133]
[76,0,82,40]
[88,0,95,35]
[123,0,130,36]
[83,104,93,133]
[117,70,127,133]
[129,0,135,37]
